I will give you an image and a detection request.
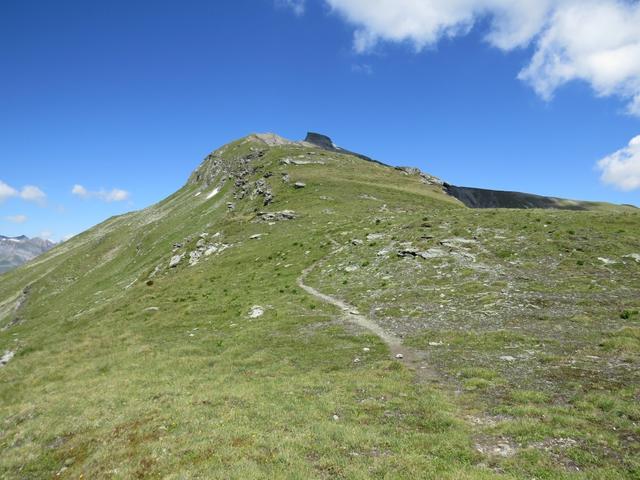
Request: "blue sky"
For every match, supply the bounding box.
[1,0,639,241]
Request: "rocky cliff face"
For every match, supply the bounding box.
[0,235,55,274]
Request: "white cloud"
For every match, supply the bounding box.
[276,0,306,16]
[0,180,18,203]
[5,215,28,224]
[71,184,131,202]
[323,0,640,115]
[597,135,640,191]
[71,184,89,198]
[104,189,130,202]
[20,185,47,205]
[0,180,47,205]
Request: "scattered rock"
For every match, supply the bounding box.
[1,350,15,367]
[359,194,379,201]
[250,234,263,240]
[500,355,516,362]
[396,166,444,186]
[398,247,420,258]
[169,254,184,268]
[351,239,364,246]
[366,233,385,241]
[476,441,517,457]
[189,250,202,266]
[428,341,444,347]
[623,253,640,263]
[294,182,306,189]
[256,210,297,222]
[253,179,274,205]
[353,358,361,364]
[363,347,371,352]
[440,238,478,248]
[418,248,446,259]
[344,265,359,273]
[332,414,340,421]
[248,306,264,318]
[398,246,446,260]
[598,257,616,265]
[144,307,160,312]
[395,353,404,359]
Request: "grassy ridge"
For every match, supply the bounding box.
[1,137,638,478]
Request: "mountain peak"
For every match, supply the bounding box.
[244,133,296,147]
[303,132,337,150]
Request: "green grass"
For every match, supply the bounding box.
[1,136,639,478]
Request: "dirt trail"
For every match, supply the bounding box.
[298,259,437,383]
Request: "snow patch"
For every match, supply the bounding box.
[206,187,220,200]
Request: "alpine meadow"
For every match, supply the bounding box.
[1,133,639,478]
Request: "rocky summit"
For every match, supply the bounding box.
[0,133,639,478]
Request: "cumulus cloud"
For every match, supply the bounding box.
[20,185,47,205]
[104,189,130,202]
[597,135,640,191]
[0,180,47,205]
[71,184,131,202]
[71,184,89,198]
[5,215,28,224]
[0,180,18,203]
[275,0,306,16]
[323,0,640,115]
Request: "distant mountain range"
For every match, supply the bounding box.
[0,235,55,274]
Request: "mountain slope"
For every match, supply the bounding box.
[1,134,639,479]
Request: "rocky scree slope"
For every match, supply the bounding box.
[0,133,639,479]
